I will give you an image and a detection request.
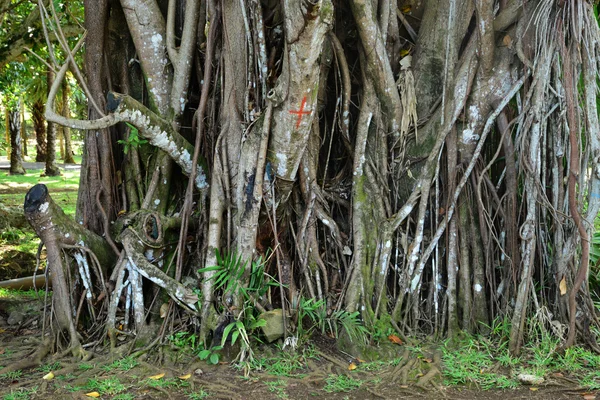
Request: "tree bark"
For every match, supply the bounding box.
[45,68,60,176]
[32,100,47,162]
[9,107,25,175]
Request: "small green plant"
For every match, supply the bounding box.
[86,376,127,395]
[169,331,202,351]
[118,124,147,154]
[265,379,288,399]
[328,310,369,343]
[146,377,188,389]
[103,356,139,372]
[198,345,223,365]
[188,389,210,400]
[78,362,94,371]
[0,370,22,380]
[323,374,362,393]
[38,362,61,373]
[1,386,37,400]
[112,394,134,400]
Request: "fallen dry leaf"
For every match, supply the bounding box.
[148,373,165,380]
[178,373,191,380]
[581,393,596,400]
[348,362,357,371]
[388,334,403,345]
[85,392,101,398]
[530,387,538,391]
[559,276,567,296]
[160,303,169,318]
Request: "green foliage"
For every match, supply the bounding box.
[323,374,363,393]
[38,362,61,373]
[296,297,368,343]
[117,124,147,154]
[103,357,139,372]
[187,389,210,400]
[1,387,37,400]
[198,345,223,365]
[169,331,201,352]
[442,338,519,390]
[0,370,22,380]
[245,344,317,377]
[112,394,134,400]
[265,379,288,399]
[85,376,127,395]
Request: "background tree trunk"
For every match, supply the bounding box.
[45,67,60,176]
[9,106,25,175]
[32,100,47,162]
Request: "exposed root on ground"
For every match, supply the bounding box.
[0,337,52,375]
[416,351,442,389]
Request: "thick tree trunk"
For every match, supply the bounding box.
[32,100,47,162]
[24,183,117,355]
[9,107,25,175]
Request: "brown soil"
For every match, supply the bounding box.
[0,300,595,400]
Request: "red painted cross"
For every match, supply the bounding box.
[289,96,311,129]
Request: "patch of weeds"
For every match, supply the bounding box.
[169,331,201,352]
[246,345,318,377]
[579,370,600,390]
[0,348,15,357]
[198,345,222,365]
[188,389,210,399]
[265,379,288,399]
[103,356,139,372]
[38,361,61,373]
[442,339,518,390]
[0,370,22,380]
[86,376,127,395]
[323,374,362,393]
[112,394,135,400]
[359,360,390,371]
[145,377,189,389]
[0,289,40,300]
[495,348,521,368]
[526,336,558,370]
[1,386,37,400]
[78,362,94,371]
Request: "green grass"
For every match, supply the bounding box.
[265,379,288,399]
[85,376,127,395]
[0,169,80,193]
[0,288,43,299]
[1,387,38,400]
[102,357,139,372]
[323,374,362,393]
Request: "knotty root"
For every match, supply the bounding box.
[0,337,52,375]
[416,351,442,390]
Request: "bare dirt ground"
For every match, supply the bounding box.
[0,295,595,400]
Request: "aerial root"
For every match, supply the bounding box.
[0,337,52,375]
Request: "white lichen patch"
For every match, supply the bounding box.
[39,202,49,213]
[474,283,482,293]
[276,153,288,176]
[154,199,160,206]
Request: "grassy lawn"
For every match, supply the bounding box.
[0,169,80,193]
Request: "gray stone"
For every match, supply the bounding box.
[7,311,25,326]
[259,309,285,343]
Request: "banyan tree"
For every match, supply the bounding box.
[9,0,600,366]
